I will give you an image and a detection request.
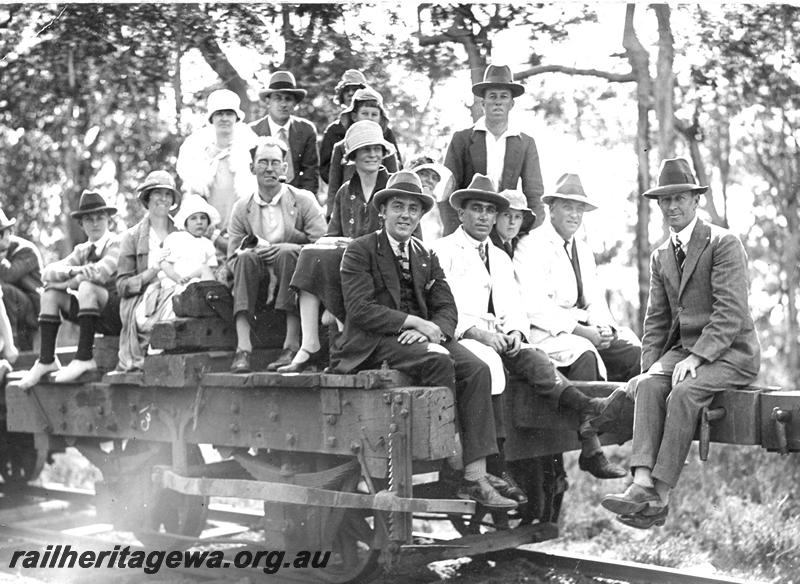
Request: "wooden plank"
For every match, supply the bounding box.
[149,311,286,352]
[92,335,119,371]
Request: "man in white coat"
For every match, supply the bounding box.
[433,174,625,480]
[514,173,641,383]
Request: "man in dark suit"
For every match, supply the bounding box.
[331,170,518,510]
[601,158,761,529]
[250,71,319,195]
[441,64,544,236]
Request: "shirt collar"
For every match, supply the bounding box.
[472,116,521,138]
[255,185,285,207]
[385,232,410,254]
[457,226,488,250]
[88,231,112,254]
[671,216,698,247]
[268,116,291,137]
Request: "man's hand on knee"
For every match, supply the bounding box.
[671,353,704,385]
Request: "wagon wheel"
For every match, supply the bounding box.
[0,432,43,486]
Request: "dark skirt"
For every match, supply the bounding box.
[290,244,348,322]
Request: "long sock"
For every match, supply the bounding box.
[464,458,486,481]
[75,313,98,361]
[486,438,506,477]
[558,384,592,412]
[38,318,60,365]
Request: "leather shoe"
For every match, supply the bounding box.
[602,482,661,515]
[277,348,325,373]
[457,476,518,510]
[230,350,252,374]
[616,504,669,529]
[579,451,627,479]
[486,472,528,504]
[266,348,297,372]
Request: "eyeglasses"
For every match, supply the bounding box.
[255,159,284,169]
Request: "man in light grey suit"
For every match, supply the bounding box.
[601,158,761,529]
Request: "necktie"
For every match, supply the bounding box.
[564,239,586,309]
[277,127,295,184]
[503,240,513,259]
[478,242,490,272]
[397,241,411,281]
[674,236,686,273]
[86,243,100,263]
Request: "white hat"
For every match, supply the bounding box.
[172,194,221,230]
[343,120,395,160]
[206,89,245,123]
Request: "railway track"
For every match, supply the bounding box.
[0,482,757,584]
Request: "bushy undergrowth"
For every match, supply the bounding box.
[558,443,800,583]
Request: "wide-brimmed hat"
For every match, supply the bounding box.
[335,69,367,103]
[372,170,435,214]
[136,170,181,209]
[643,158,709,199]
[341,86,387,119]
[472,64,525,99]
[259,70,307,102]
[206,88,245,123]
[71,190,117,219]
[449,174,510,212]
[172,194,221,230]
[542,173,598,211]
[409,157,450,182]
[0,209,16,230]
[343,120,395,160]
[498,189,535,222]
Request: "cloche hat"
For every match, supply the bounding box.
[335,69,367,103]
[642,158,709,199]
[136,170,181,209]
[542,173,598,211]
[172,194,221,230]
[71,190,117,219]
[341,86,388,119]
[372,170,435,214]
[472,64,525,98]
[259,70,307,102]
[343,120,395,160]
[449,174,510,212]
[206,89,245,123]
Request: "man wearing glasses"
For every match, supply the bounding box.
[226,137,326,374]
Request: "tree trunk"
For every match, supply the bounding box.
[653,4,675,161]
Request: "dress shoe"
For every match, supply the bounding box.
[579,389,629,439]
[486,472,528,504]
[616,504,669,529]
[17,358,61,390]
[579,451,627,479]
[53,358,97,383]
[230,349,252,374]
[266,348,297,372]
[457,476,518,510]
[277,348,325,373]
[601,482,661,515]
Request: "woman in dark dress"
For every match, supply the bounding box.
[279,121,395,372]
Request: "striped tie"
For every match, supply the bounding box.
[397,241,411,281]
[675,236,686,273]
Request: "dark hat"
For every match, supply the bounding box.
[259,70,307,102]
[0,209,16,230]
[449,174,510,212]
[643,158,709,198]
[472,64,525,99]
[372,170,435,214]
[71,190,117,219]
[136,170,181,209]
[542,173,598,211]
[335,69,367,103]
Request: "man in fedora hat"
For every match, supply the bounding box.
[601,158,760,529]
[331,171,518,510]
[515,173,641,384]
[227,137,326,374]
[0,209,43,352]
[250,71,319,194]
[433,175,625,481]
[441,64,544,237]
[18,191,122,388]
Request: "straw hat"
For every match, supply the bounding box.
[206,89,245,123]
[172,194,221,230]
[542,174,598,211]
[343,120,395,160]
[372,170,435,214]
[449,174,509,212]
[71,190,117,219]
[472,64,525,98]
[642,158,708,199]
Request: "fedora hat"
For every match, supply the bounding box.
[206,89,245,123]
[542,173,598,211]
[472,64,525,99]
[449,174,510,212]
[71,190,117,219]
[343,120,395,160]
[172,194,221,230]
[335,69,367,103]
[136,170,181,209]
[643,158,708,198]
[499,189,535,221]
[372,170,435,214]
[259,70,307,102]
[0,209,16,230]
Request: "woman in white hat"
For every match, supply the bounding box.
[176,88,258,233]
[281,121,399,373]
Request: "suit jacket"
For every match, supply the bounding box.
[332,230,457,373]
[444,126,545,229]
[514,220,615,340]
[642,218,760,375]
[43,232,121,289]
[250,114,319,193]
[432,227,528,339]
[226,185,326,259]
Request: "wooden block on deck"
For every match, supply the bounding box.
[143,351,236,387]
[150,311,285,352]
[93,335,120,371]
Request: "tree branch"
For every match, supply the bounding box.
[515,64,635,82]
